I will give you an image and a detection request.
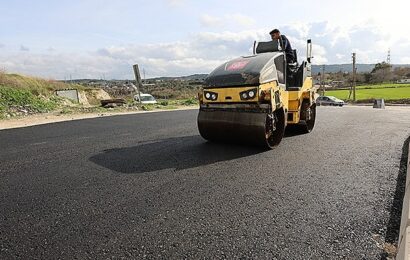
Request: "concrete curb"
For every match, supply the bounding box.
[397,145,410,259]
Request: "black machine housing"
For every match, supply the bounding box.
[205,40,311,90]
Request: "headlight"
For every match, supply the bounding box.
[248,90,255,98]
[240,88,257,100]
[204,91,218,101]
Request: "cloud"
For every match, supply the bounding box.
[166,0,185,7]
[0,27,328,79]
[20,45,30,52]
[200,14,223,27]
[400,57,410,64]
[0,29,262,79]
[2,20,410,79]
[284,22,311,39]
[336,53,345,59]
[290,20,401,64]
[226,14,255,27]
[0,43,4,48]
[200,13,255,28]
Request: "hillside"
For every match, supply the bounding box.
[0,72,73,119]
[0,72,113,119]
[0,72,199,120]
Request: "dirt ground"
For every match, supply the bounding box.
[0,107,197,130]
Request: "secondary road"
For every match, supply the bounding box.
[1,106,409,259]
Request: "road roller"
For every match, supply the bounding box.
[197,39,316,149]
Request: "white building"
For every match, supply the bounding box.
[397,79,410,83]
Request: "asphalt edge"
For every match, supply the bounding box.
[0,106,198,130]
[397,145,410,259]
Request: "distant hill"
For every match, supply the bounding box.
[150,74,208,81]
[312,64,374,74]
[66,64,410,83]
[148,64,410,81]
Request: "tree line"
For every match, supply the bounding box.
[318,62,410,87]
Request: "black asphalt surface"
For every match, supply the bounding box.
[1,106,409,259]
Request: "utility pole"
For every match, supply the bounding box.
[321,65,325,96]
[387,49,391,65]
[132,64,142,104]
[352,53,356,102]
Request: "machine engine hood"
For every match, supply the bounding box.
[204,52,281,88]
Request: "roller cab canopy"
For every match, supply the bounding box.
[204,52,285,88]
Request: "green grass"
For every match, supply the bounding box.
[325,87,410,101]
[165,98,198,106]
[0,86,59,118]
[356,83,410,89]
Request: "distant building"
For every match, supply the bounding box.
[397,79,410,84]
[331,81,344,88]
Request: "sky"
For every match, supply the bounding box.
[1,0,410,79]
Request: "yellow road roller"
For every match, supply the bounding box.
[197,39,316,148]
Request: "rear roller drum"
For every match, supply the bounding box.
[298,101,316,133]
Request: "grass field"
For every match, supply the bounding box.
[325,83,410,102]
[356,83,410,89]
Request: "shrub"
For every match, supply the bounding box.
[159,100,169,106]
[181,98,198,105]
[0,86,58,115]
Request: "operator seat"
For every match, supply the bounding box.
[287,61,307,90]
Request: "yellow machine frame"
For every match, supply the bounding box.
[199,77,315,125]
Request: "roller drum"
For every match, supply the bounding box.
[197,109,271,147]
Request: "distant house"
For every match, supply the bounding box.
[397,79,410,84]
[331,81,344,88]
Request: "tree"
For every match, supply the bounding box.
[363,73,372,84]
[393,67,410,79]
[370,62,393,83]
[371,62,392,73]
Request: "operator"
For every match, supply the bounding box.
[269,29,296,64]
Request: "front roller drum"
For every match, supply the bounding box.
[197,109,285,149]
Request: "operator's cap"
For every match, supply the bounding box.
[269,29,280,34]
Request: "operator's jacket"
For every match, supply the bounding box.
[280,35,296,64]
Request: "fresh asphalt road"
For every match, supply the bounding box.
[1,106,410,259]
